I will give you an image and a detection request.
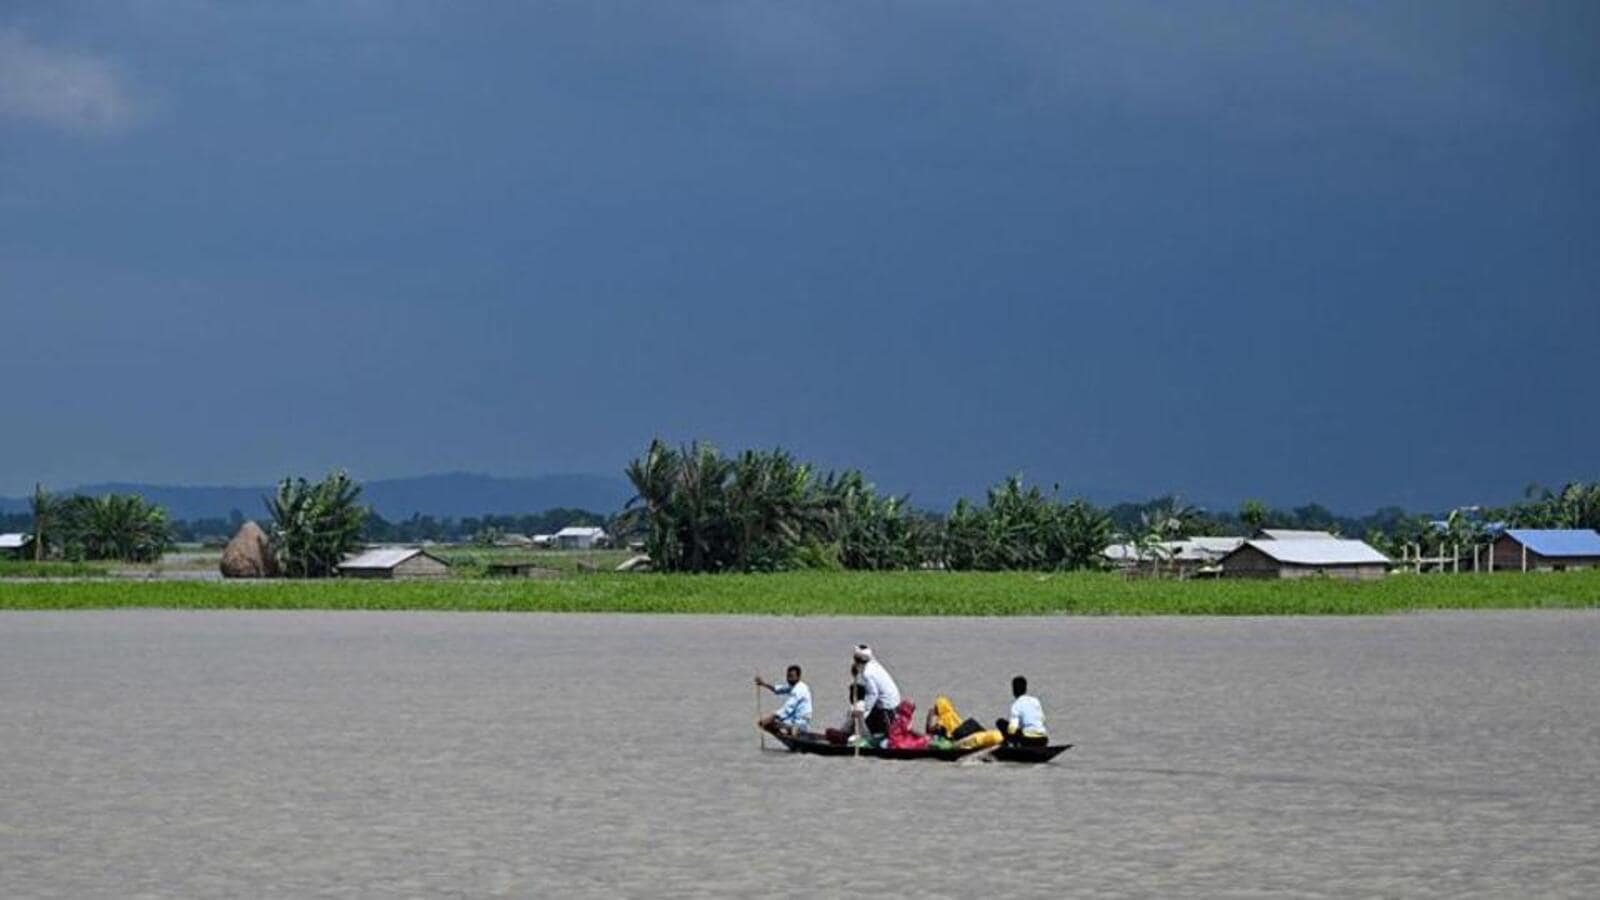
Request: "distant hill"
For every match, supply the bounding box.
[0,473,635,521]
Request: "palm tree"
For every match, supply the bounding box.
[55,493,171,562]
[29,483,53,562]
[623,438,683,569]
[1239,499,1267,534]
[1557,481,1600,530]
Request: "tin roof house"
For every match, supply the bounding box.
[0,533,33,559]
[337,547,450,579]
[1220,538,1390,581]
[554,526,608,550]
[1486,529,1600,572]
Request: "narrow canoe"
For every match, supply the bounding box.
[773,731,1071,764]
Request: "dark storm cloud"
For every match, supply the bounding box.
[2,2,1596,511]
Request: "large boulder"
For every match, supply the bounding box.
[220,521,278,578]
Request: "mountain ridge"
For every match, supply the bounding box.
[0,472,636,521]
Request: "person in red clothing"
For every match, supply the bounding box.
[885,699,928,750]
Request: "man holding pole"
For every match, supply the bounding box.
[755,665,812,736]
[852,644,902,739]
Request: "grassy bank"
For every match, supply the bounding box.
[3,570,1600,615]
[0,561,111,578]
[433,547,634,576]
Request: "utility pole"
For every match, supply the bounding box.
[32,482,46,562]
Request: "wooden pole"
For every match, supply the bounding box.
[1453,543,1459,574]
[756,681,766,751]
[1522,543,1527,573]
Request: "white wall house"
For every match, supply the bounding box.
[554,526,608,550]
[1,533,34,559]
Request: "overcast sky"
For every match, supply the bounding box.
[2,1,1596,512]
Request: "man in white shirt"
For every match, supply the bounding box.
[755,665,812,735]
[852,644,902,738]
[996,675,1048,748]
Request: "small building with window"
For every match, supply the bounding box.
[1486,529,1600,572]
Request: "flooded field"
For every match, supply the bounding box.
[2,610,1597,897]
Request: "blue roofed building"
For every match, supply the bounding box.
[1488,529,1600,571]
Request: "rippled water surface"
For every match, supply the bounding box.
[2,610,1597,897]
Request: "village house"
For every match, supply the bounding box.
[1219,538,1390,581]
[336,547,450,579]
[1105,536,1244,577]
[0,533,34,560]
[1486,529,1600,572]
[554,526,608,550]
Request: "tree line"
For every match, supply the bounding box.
[18,485,172,563]
[620,439,1600,574]
[12,458,1599,574]
[619,439,1115,573]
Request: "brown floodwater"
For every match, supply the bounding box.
[1,610,1596,897]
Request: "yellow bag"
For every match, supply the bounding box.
[953,729,1002,751]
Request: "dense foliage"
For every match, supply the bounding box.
[942,478,1112,571]
[267,471,368,578]
[622,440,1111,573]
[52,493,173,562]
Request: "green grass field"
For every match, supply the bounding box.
[2,569,1599,615]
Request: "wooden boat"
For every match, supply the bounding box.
[773,731,1071,764]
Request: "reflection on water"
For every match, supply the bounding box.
[1,610,1597,897]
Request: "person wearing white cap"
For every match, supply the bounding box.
[852,644,901,738]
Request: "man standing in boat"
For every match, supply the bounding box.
[852,644,902,738]
[755,665,812,736]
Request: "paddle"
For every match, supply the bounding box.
[755,677,766,750]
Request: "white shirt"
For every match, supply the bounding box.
[856,659,901,712]
[771,681,812,727]
[1009,694,1047,736]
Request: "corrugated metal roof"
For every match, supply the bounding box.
[340,547,427,570]
[1182,537,1245,556]
[1104,537,1244,562]
[1239,538,1389,566]
[0,533,31,549]
[1505,529,1600,558]
[554,526,606,538]
[1257,529,1339,541]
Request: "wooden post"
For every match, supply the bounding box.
[1488,541,1494,572]
[1453,543,1459,574]
[1522,543,1527,573]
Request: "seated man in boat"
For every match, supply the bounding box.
[755,665,812,736]
[994,675,1049,748]
[852,644,902,739]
